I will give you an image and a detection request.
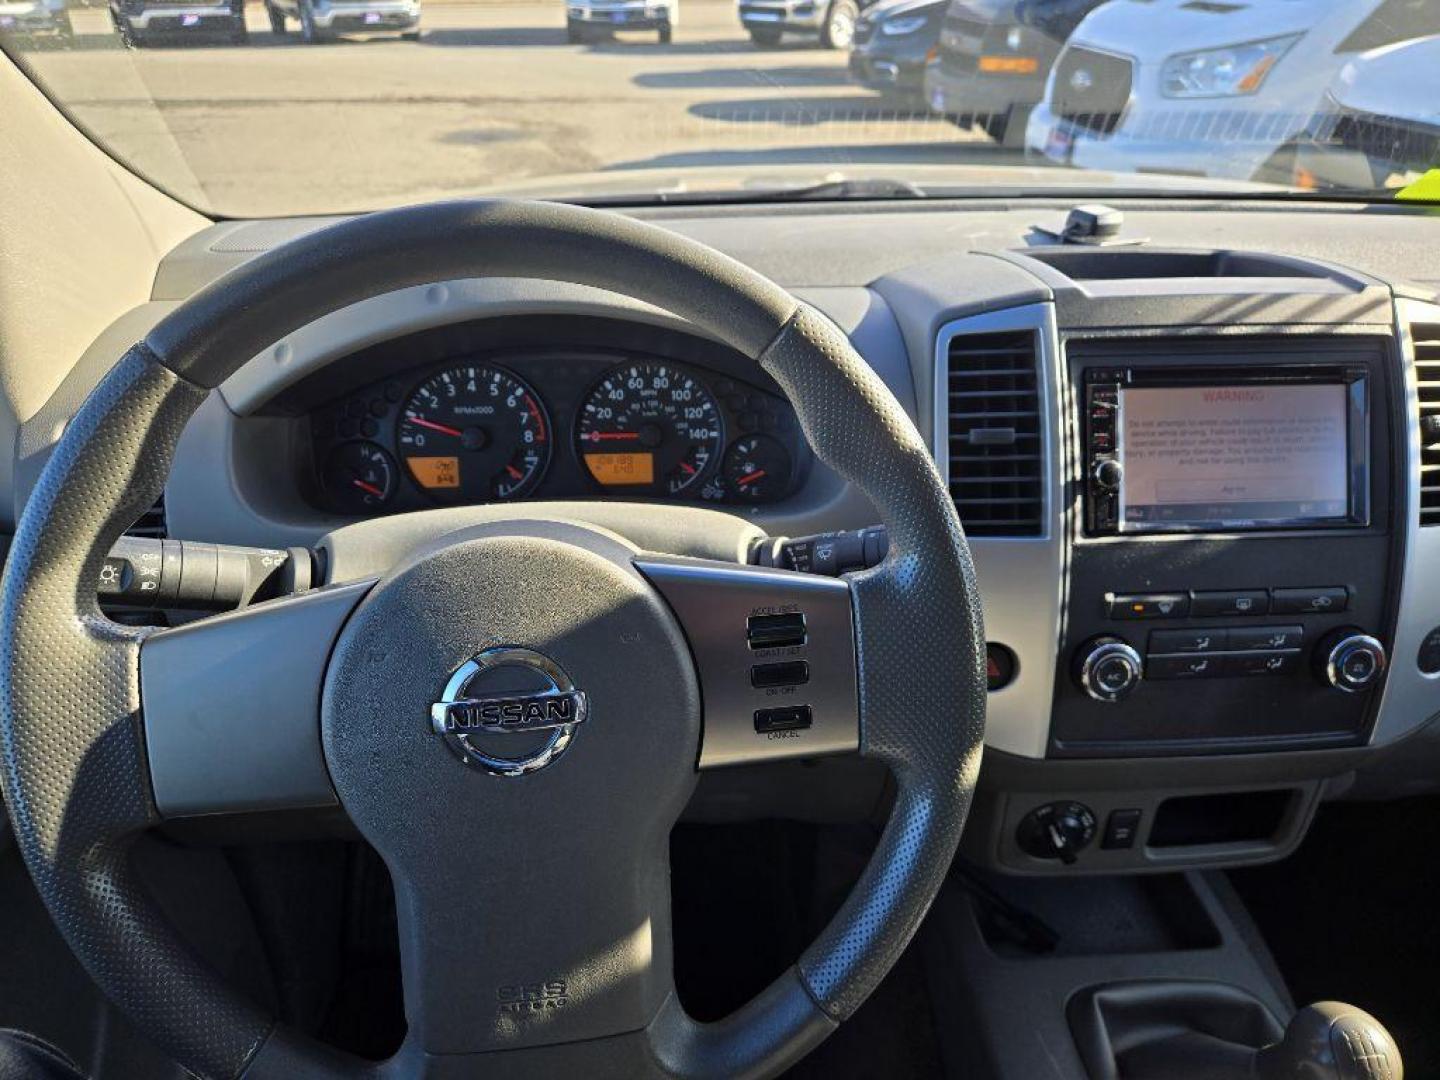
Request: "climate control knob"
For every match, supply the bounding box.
[1317,630,1387,693]
[1076,637,1143,702]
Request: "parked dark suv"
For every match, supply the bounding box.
[922,0,1101,143]
[849,0,947,105]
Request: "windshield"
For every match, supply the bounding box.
[3,0,1438,216]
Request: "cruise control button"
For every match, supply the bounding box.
[1109,593,1190,620]
[753,705,813,734]
[1149,628,1227,654]
[746,612,806,649]
[1225,651,1301,677]
[1230,625,1304,652]
[750,661,809,689]
[1271,586,1348,615]
[1147,654,1221,680]
[1191,590,1269,617]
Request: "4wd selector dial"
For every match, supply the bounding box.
[1317,630,1387,693]
[1016,801,1097,865]
[1076,636,1142,702]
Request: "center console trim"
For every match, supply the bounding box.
[933,302,1065,760]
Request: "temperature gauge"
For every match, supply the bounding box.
[323,441,397,514]
[723,435,791,502]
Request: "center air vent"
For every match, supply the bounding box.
[944,329,1044,537]
[1414,323,1440,526]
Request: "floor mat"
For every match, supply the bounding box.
[1229,797,1440,1080]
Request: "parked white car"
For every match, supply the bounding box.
[1025,0,1439,184]
[1300,33,1440,189]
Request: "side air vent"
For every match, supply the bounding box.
[944,329,1043,537]
[1415,323,1440,526]
[127,494,167,538]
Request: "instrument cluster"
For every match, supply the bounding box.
[307,348,808,516]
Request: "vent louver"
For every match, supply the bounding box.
[126,494,167,538]
[1415,323,1440,526]
[944,329,1043,537]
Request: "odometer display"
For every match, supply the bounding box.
[397,365,550,502]
[577,363,723,495]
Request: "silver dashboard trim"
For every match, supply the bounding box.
[635,555,859,769]
[933,302,1064,759]
[1373,299,1440,744]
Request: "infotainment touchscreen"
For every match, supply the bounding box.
[1117,383,1351,530]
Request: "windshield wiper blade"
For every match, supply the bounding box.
[573,177,929,208]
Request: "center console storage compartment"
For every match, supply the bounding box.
[1149,790,1295,850]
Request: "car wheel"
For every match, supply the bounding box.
[819,0,856,49]
[658,20,670,42]
[298,0,320,42]
[265,2,286,33]
[983,105,1030,148]
[748,25,781,46]
[400,27,419,39]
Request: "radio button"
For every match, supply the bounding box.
[1109,593,1190,620]
[1230,625,1304,652]
[1148,654,1222,680]
[1271,586,1348,615]
[1149,628,1228,654]
[1191,590,1270,618]
[1226,651,1301,677]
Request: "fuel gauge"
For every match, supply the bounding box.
[324,441,397,514]
[723,435,791,502]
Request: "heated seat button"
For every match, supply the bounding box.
[1230,625,1304,652]
[753,705,813,733]
[1101,809,1142,850]
[1271,586,1348,615]
[746,612,806,649]
[1149,628,1227,654]
[1191,590,1269,617]
[1148,654,1221,680]
[1226,651,1301,677]
[750,661,810,689]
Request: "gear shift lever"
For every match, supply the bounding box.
[1255,1002,1402,1080]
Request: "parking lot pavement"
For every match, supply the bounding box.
[11,0,995,215]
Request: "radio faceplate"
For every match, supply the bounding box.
[1056,336,1400,757]
[1083,362,1371,537]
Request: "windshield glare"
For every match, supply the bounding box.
[3,0,1437,216]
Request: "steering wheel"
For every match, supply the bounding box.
[0,201,985,1079]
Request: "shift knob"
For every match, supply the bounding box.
[1255,1002,1402,1080]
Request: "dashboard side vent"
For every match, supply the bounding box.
[1416,323,1440,527]
[944,329,1043,537]
[126,494,167,538]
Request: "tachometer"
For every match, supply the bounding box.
[397,365,550,502]
[576,363,723,496]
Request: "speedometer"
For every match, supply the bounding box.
[576,363,723,496]
[397,365,550,502]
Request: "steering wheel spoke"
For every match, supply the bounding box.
[635,556,860,770]
[138,581,372,819]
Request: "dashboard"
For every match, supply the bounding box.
[15,197,1440,876]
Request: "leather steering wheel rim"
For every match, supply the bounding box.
[0,199,986,1079]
